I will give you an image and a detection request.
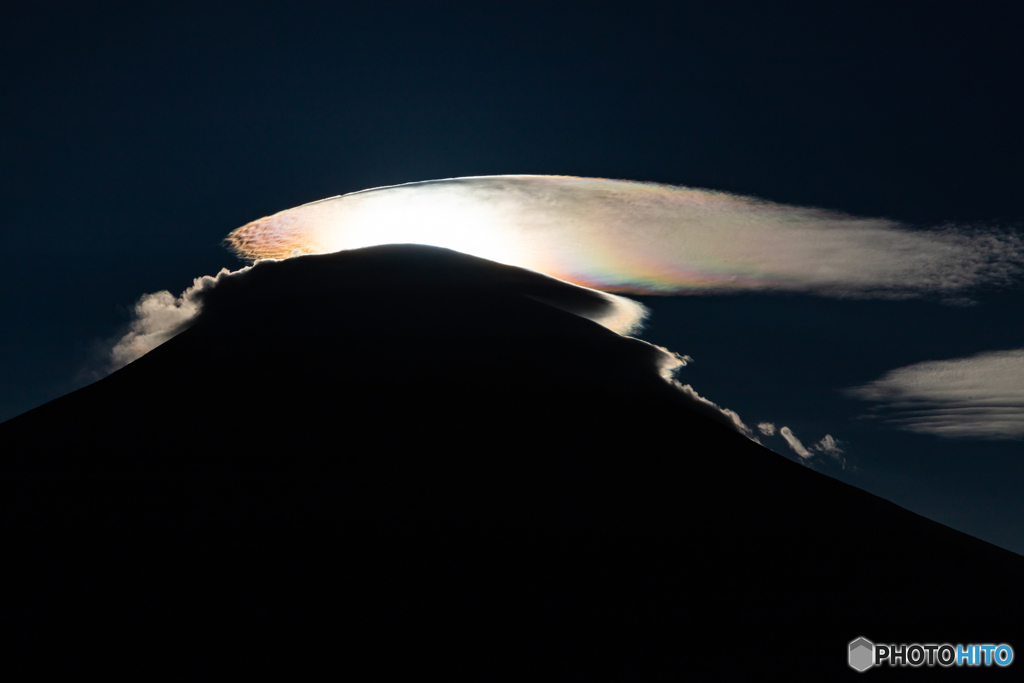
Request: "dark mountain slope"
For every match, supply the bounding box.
[2,245,1020,680]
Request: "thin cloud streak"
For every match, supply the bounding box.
[780,426,813,459]
[848,349,1024,439]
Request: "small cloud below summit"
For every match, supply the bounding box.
[780,426,813,459]
[760,425,847,469]
[108,273,230,370]
[812,435,844,458]
[669,382,754,438]
[811,435,846,469]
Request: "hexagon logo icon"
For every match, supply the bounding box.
[849,637,875,672]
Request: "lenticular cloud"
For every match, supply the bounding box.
[227,175,1024,297]
[848,349,1024,439]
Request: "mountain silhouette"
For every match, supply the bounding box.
[2,245,1020,680]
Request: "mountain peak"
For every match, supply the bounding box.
[2,246,1020,680]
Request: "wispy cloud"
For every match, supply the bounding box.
[109,272,232,369]
[780,426,813,459]
[759,424,848,468]
[811,435,846,469]
[812,434,844,458]
[848,349,1024,439]
[226,175,1024,298]
[670,381,754,438]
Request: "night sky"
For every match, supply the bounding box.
[3,3,1023,552]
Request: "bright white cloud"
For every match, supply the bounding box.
[109,268,241,369]
[780,426,813,459]
[848,349,1024,439]
[226,175,1024,298]
[111,288,196,368]
[757,422,776,436]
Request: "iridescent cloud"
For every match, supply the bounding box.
[226,175,1023,297]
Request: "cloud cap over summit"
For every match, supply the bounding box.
[227,175,1024,297]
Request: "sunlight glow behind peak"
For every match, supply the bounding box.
[318,183,519,265]
[230,178,530,269]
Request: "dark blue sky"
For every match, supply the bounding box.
[2,2,1022,550]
